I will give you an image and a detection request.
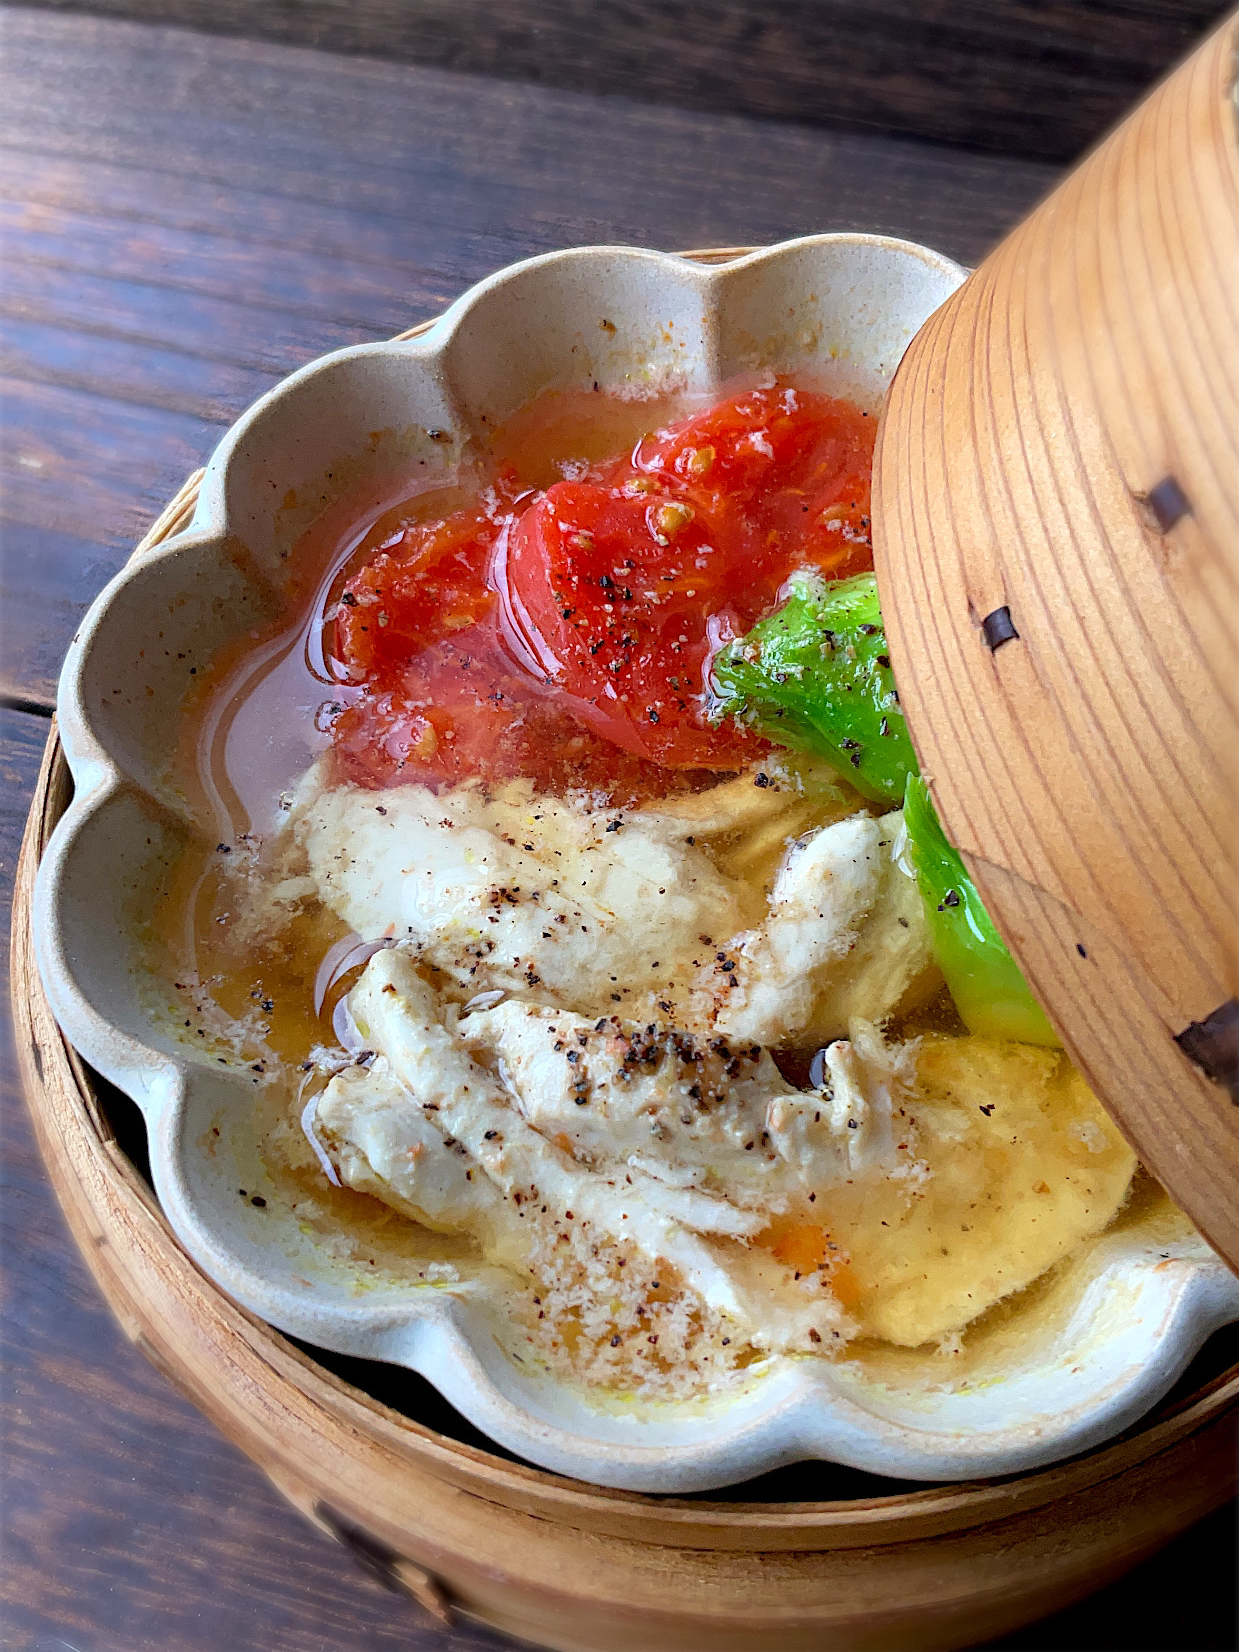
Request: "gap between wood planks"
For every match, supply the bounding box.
[0,688,56,719]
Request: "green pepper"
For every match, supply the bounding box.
[902,775,1059,1047]
[709,572,917,805]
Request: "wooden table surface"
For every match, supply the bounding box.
[1,8,1234,1649]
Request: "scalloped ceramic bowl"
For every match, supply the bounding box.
[33,236,1239,1493]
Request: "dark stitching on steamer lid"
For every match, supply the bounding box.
[1175,998,1239,1103]
[1141,475,1192,534]
[981,605,1019,651]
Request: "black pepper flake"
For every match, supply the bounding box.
[1076,943,1088,958]
[340,590,358,606]
[942,890,961,908]
[979,1104,995,1116]
[754,772,771,788]
[876,653,891,669]
[250,1195,267,1208]
[648,708,660,723]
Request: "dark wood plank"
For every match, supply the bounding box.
[13,0,1233,161]
[0,149,492,280]
[0,197,440,325]
[0,379,220,702]
[1,12,1060,266]
[0,377,219,543]
[0,312,281,417]
[0,255,380,369]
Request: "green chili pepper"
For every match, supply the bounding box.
[709,572,917,804]
[902,775,1059,1047]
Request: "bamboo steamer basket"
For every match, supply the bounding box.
[11,17,1239,1649]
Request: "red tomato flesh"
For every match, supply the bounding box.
[329,382,875,801]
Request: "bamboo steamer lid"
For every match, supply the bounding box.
[872,12,1239,1269]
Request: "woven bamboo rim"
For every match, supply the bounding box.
[10,250,1239,1650]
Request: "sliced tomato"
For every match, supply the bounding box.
[633,385,870,498]
[503,479,765,769]
[627,386,875,589]
[330,642,706,801]
[334,474,527,678]
[632,386,830,500]
[328,381,875,796]
[760,459,875,583]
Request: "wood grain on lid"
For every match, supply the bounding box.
[873,12,1239,1269]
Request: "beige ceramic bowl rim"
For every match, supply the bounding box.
[32,234,1239,1493]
